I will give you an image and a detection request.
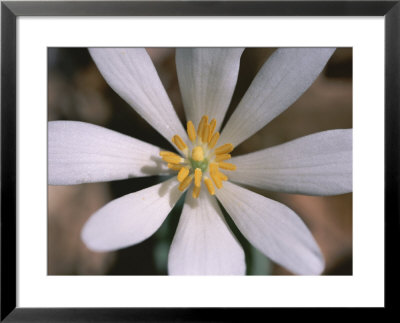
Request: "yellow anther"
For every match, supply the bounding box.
[208,132,220,149]
[197,116,208,141]
[209,162,219,174]
[204,177,215,195]
[179,174,193,192]
[197,123,205,142]
[210,119,217,136]
[167,163,184,171]
[215,143,234,155]
[162,115,236,197]
[160,151,184,164]
[217,171,228,181]
[177,167,190,182]
[172,135,187,151]
[192,146,204,162]
[162,155,184,164]
[218,162,237,171]
[194,168,202,187]
[210,171,223,189]
[202,124,211,143]
[160,151,178,157]
[214,154,231,162]
[192,185,201,199]
[187,121,196,142]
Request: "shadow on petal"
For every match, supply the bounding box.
[158,178,182,208]
[184,192,200,210]
[140,155,173,176]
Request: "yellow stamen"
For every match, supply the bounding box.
[177,167,190,182]
[215,143,234,155]
[194,168,202,187]
[179,175,193,191]
[197,116,208,139]
[167,163,184,171]
[187,121,196,142]
[172,135,187,151]
[218,162,237,171]
[161,115,237,197]
[209,119,217,136]
[202,124,211,143]
[217,171,228,181]
[192,185,201,199]
[210,171,223,189]
[214,154,231,162]
[204,177,215,195]
[192,146,204,161]
[208,132,220,149]
[162,155,184,164]
[209,162,219,174]
[160,151,178,157]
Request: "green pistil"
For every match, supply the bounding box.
[190,158,208,172]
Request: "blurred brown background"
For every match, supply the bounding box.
[48,48,352,275]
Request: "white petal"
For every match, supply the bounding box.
[89,48,187,142]
[48,121,170,185]
[168,189,245,275]
[176,48,244,128]
[220,48,336,146]
[216,181,324,275]
[229,129,352,196]
[81,178,182,252]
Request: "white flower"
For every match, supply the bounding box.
[48,48,352,275]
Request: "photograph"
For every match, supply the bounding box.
[47,47,353,276]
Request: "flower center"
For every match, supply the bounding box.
[159,115,236,198]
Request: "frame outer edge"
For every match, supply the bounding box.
[1,1,399,17]
[0,0,398,321]
[1,2,17,322]
[385,1,400,310]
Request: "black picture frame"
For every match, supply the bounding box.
[1,1,399,321]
